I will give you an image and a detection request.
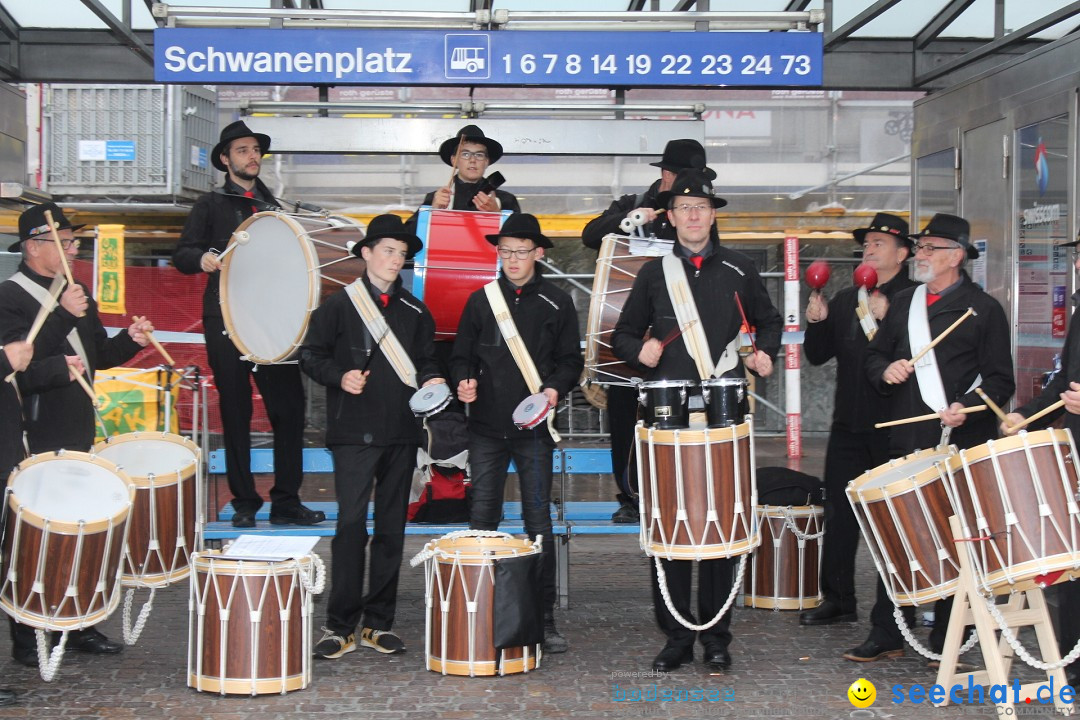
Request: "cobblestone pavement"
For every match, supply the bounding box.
[0,437,1066,719]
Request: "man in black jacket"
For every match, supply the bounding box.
[1002,237,1080,688]
[800,213,915,627]
[450,213,583,654]
[846,213,1014,663]
[581,139,714,524]
[173,121,323,529]
[301,214,443,659]
[0,202,153,665]
[611,170,783,672]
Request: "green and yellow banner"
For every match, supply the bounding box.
[94,367,180,440]
[96,224,126,315]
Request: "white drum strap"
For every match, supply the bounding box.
[908,285,949,414]
[122,587,156,645]
[856,286,878,340]
[653,553,748,632]
[483,282,560,443]
[346,280,417,389]
[10,273,92,383]
[660,254,738,379]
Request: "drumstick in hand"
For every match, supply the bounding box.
[874,405,987,429]
[3,276,64,383]
[974,387,1010,424]
[447,132,465,189]
[70,366,101,409]
[660,319,697,349]
[909,308,976,364]
[1004,399,1066,434]
[144,329,175,367]
[43,209,85,318]
[733,291,757,354]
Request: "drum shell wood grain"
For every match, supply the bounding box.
[743,505,823,610]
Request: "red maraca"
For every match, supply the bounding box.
[853,263,878,290]
[805,260,831,291]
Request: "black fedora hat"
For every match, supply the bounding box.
[654,169,728,210]
[351,214,423,259]
[438,125,504,167]
[484,213,553,249]
[852,212,911,248]
[212,120,271,173]
[650,139,717,181]
[909,213,978,259]
[10,202,85,252]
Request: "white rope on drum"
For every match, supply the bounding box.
[298,553,327,594]
[122,587,157,645]
[653,553,748,632]
[35,629,69,682]
[780,506,825,542]
[985,595,1080,671]
[892,604,978,661]
[409,530,513,567]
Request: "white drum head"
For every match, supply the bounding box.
[10,457,130,522]
[95,436,198,476]
[222,213,319,363]
[859,450,953,492]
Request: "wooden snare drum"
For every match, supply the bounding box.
[847,447,960,606]
[743,505,824,610]
[188,551,318,695]
[636,419,759,560]
[93,432,201,587]
[0,451,134,630]
[221,211,365,364]
[418,534,542,677]
[584,234,672,386]
[943,429,1080,594]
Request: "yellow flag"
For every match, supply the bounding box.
[96,224,125,314]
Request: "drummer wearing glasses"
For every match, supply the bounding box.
[611,170,782,673]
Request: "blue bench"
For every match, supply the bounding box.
[202,447,634,607]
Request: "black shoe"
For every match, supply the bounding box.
[652,643,693,672]
[843,639,904,662]
[702,643,731,670]
[231,508,256,528]
[799,600,857,626]
[611,494,639,524]
[0,689,15,706]
[67,627,123,655]
[269,504,326,526]
[11,645,37,668]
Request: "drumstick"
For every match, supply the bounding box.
[359,326,391,374]
[446,132,465,189]
[70,365,101,408]
[874,404,987,429]
[144,329,175,366]
[974,387,1010,424]
[43,209,86,319]
[3,277,65,383]
[909,307,976,364]
[659,319,697,349]
[733,291,758,354]
[1005,399,1066,434]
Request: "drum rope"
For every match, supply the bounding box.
[35,629,68,682]
[122,587,157,645]
[298,553,327,594]
[652,553,748,632]
[409,530,518,567]
[780,507,825,542]
[891,605,978,661]
[984,595,1080,671]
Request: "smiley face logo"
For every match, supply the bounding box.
[848,678,876,708]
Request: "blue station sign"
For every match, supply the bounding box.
[155,28,822,87]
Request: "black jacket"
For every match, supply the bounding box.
[581,180,676,250]
[173,177,280,320]
[1015,291,1080,438]
[0,263,141,453]
[864,271,1014,454]
[0,350,22,479]
[804,272,918,432]
[611,243,783,381]
[449,271,583,441]
[300,276,440,447]
[405,176,521,232]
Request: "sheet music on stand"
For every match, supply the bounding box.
[223,535,320,562]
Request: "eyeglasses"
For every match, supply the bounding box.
[34,237,80,250]
[913,242,959,255]
[671,204,713,215]
[458,151,488,161]
[497,246,536,259]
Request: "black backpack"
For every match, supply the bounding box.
[756,466,825,506]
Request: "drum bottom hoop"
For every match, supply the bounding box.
[0,594,119,631]
[122,563,191,589]
[976,559,1080,595]
[890,580,958,607]
[188,671,307,695]
[743,593,822,611]
[642,538,758,561]
[427,649,541,676]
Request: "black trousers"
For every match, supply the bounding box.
[1055,580,1080,676]
[819,427,890,612]
[325,443,413,634]
[651,557,735,650]
[204,315,306,514]
[867,578,952,652]
[607,385,639,498]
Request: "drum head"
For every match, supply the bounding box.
[95,433,199,477]
[511,393,551,429]
[10,455,130,522]
[855,449,954,493]
[409,384,451,417]
[222,213,320,364]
